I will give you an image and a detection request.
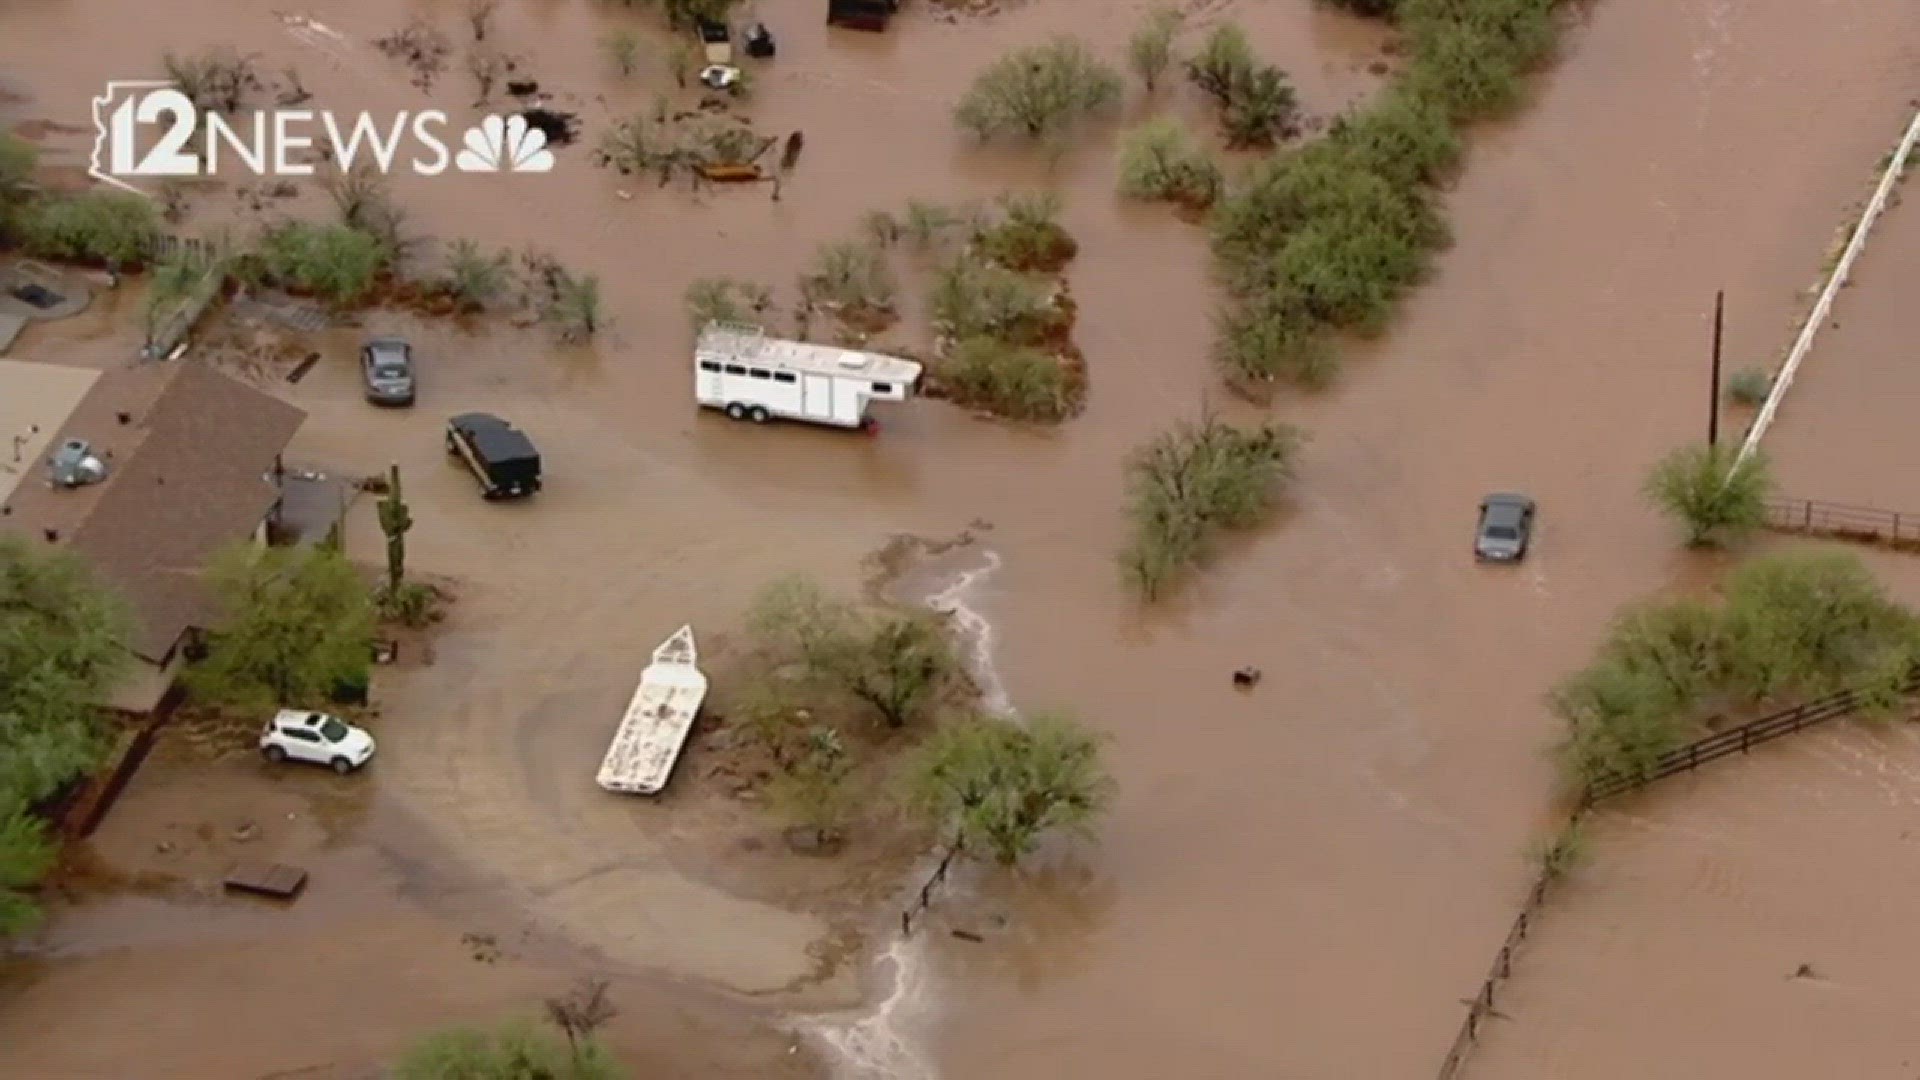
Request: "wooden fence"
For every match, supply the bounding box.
[899,843,960,936]
[1437,674,1915,1078]
[1761,496,1920,549]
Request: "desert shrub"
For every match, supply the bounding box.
[900,200,961,250]
[1323,90,1463,188]
[683,277,773,331]
[928,258,1057,343]
[1211,144,1445,340]
[442,239,512,310]
[1185,23,1297,147]
[861,209,902,248]
[1555,551,1920,788]
[323,166,407,254]
[768,726,857,835]
[0,134,34,226]
[602,28,644,77]
[799,241,896,314]
[395,1021,622,1080]
[1117,118,1222,207]
[1126,6,1184,91]
[1725,368,1771,407]
[543,270,604,343]
[975,191,1077,273]
[1398,0,1560,121]
[748,578,962,730]
[1643,443,1771,548]
[906,712,1114,866]
[258,221,388,303]
[18,191,161,266]
[163,46,260,113]
[1212,288,1338,390]
[954,40,1123,143]
[937,336,1075,421]
[1121,417,1304,598]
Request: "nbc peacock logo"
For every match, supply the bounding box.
[454,114,555,174]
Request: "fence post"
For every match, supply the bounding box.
[1740,726,1750,754]
[1804,501,1813,529]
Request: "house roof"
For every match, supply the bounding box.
[0,360,306,662]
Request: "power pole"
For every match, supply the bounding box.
[1707,290,1725,447]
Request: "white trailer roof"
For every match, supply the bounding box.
[697,321,922,384]
[596,625,709,796]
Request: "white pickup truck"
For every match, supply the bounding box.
[596,626,708,796]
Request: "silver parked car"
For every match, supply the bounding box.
[1474,493,1536,563]
[361,337,416,406]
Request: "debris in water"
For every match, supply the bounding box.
[507,79,539,97]
[1233,666,1262,689]
[951,928,984,943]
[520,108,579,147]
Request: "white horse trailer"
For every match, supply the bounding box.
[695,321,923,430]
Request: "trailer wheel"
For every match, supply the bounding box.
[748,405,771,424]
[725,403,748,421]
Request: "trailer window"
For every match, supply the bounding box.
[699,360,721,372]
[749,368,772,379]
[872,382,893,393]
[774,372,797,384]
[724,364,747,375]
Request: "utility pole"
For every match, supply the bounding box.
[1707,290,1725,448]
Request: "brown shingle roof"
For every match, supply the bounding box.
[0,361,305,662]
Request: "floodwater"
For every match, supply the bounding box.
[3,0,1920,1077]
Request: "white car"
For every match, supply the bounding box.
[259,709,377,775]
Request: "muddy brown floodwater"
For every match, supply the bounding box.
[4,0,1920,1077]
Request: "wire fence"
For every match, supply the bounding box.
[1761,496,1920,549]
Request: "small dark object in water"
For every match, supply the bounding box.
[520,108,579,147]
[286,352,322,384]
[745,23,775,58]
[1232,667,1262,689]
[9,284,61,309]
[780,131,804,172]
[506,79,539,97]
[951,929,984,943]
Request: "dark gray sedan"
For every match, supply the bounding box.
[1474,493,1536,563]
[361,337,416,406]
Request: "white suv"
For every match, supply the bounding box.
[259,710,377,775]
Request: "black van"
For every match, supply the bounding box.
[446,412,542,500]
[827,0,899,31]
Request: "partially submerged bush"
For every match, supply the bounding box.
[18,191,160,266]
[954,39,1123,144]
[684,276,773,331]
[1643,443,1772,548]
[1117,118,1222,208]
[1121,417,1304,599]
[906,712,1114,866]
[163,46,261,113]
[441,239,512,311]
[975,191,1078,273]
[748,577,962,730]
[1555,550,1920,788]
[1212,286,1338,390]
[1398,0,1560,121]
[900,199,961,250]
[799,240,896,317]
[1322,90,1463,189]
[1725,368,1772,407]
[1185,23,1298,147]
[936,336,1076,422]
[1126,6,1184,92]
[928,258,1061,345]
[257,221,389,303]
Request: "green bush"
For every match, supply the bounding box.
[1555,551,1920,788]
[975,191,1078,273]
[799,240,896,314]
[937,336,1075,421]
[1121,417,1304,598]
[1117,118,1222,207]
[1643,443,1772,548]
[1212,288,1337,390]
[1323,90,1463,189]
[928,258,1059,344]
[1399,0,1559,120]
[684,277,773,331]
[954,39,1123,143]
[258,221,389,303]
[442,239,511,310]
[1127,6,1184,91]
[1725,368,1771,406]
[1185,23,1297,147]
[18,191,161,266]
[0,134,35,224]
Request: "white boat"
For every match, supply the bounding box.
[596,625,708,795]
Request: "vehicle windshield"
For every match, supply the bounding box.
[1485,525,1520,541]
[375,364,408,379]
[319,718,351,742]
